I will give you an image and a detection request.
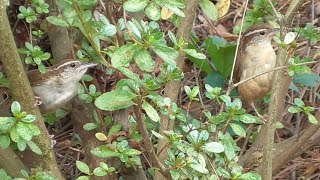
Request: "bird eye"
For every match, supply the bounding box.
[69,63,76,68]
[260,31,266,35]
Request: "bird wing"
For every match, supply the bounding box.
[26,70,46,86]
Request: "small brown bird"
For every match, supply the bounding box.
[234,24,277,119]
[27,60,97,113]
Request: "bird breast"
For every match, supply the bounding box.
[238,43,276,103]
[32,77,79,113]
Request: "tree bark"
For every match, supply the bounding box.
[0,3,63,179]
[46,0,72,61]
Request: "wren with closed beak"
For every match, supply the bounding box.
[234,24,277,119]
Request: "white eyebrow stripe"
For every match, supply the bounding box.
[55,61,79,70]
[244,29,268,37]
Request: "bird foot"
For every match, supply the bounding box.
[256,113,268,124]
[33,96,42,107]
[250,102,267,124]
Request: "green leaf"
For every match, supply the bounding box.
[288,106,302,113]
[216,167,231,179]
[168,31,177,44]
[111,44,138,68]
[76,161,90,175]
[204,142,224,153]
[0,135,10,148]
[0,117,16,132]
[107,124,123,136]
[183,49,206,59]
[93,167,107,176]
[152,45,178,65]
[95,89,137,111]
[293,73,320,87]
[123,0,148,12]
[134,49,155,72]
[127,21,142,40]
[11,101,21,116]
[83,123,97,131]
[82,75,93,82]
[46,16,69,27]
[77,0,98,9]
[199,0,218,21]
[25,42,33,51]
[142,101,160,122]
[89,84,96,93]
[151,130,164,139]
[238,114,260,124]
[190,86,199,98]
[184,86,191,95]
[284,32,296,44]
[239,172,261,180]
[165,5,185,17]
[124,148,141,156]
[91,146,119,158]
[294,98,305,107]
[76,176,90,180]
[17,141,27,151]
[27,123,41,136]
[145,3,161,21]
[206,38,236,78]
[10,127,21,142]
[206,71,225,89]
[307,113,317,124]
[16,122,33,141]
[21,114,36,123]
[27,141,42,155]
[230,123,246,137]
[100,23,117,37]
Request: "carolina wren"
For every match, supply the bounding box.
[27,60,97,113]
[234,24,276,119]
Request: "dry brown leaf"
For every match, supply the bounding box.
[95,132,108,141]
[304,163,317,176]
[216,0,230,18]
[161,6,174,20]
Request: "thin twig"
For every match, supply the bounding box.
[219,0,250,114]
[228,0,250,85]
[232,61,319,88]
[267,0,282,21]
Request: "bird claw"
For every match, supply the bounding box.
[256,113,268,124]
[250,102,268,124]
[33,96,42,107]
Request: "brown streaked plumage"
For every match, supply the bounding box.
[27,60,97,113]
[234,24,276,119]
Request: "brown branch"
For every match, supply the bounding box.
[133,101,170,179]
[46,0,72,61]
[271,111,320,173]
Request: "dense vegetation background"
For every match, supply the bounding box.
[0,0,319,179]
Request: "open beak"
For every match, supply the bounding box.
[77,62,97,73]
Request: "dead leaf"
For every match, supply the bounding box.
[95,132,108,141]
[161,6,174,20]
[215,0,230,18]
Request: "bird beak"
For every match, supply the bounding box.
[77,62,97,73]
[79,62,98,70]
